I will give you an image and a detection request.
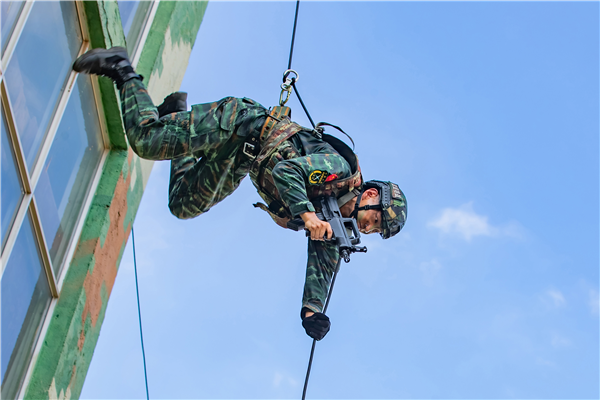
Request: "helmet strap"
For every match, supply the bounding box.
[350,191,364,219]
[351,190,383,219]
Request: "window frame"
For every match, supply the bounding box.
[0,1,115,395]
[3,1,159,398]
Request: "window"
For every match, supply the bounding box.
[0,2,107,398]
[1,1,24,55]
[34,75,104,276]
[4,0,82,170]
[1,212,52,399]
[1,110,23,249]
[118,1,153,56]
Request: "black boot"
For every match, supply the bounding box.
[157,92,188,118]
[73,46,141,88]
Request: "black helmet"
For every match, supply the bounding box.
[351,180,407,239]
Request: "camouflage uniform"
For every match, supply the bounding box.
[120,79,352,314]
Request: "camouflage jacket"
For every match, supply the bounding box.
[248,114,362,314]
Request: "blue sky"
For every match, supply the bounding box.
[81,2,598,399]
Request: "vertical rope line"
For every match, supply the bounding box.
[291,83,315,128]
[132,227,150,400]
[286,0,316,129]
[301,257,342,400]
[288,1,300,70]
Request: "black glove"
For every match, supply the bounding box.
[302,312,331,341]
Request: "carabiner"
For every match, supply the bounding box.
[279,87,292,106]
[279,69,299,106]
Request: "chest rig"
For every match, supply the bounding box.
[249,106,363,229]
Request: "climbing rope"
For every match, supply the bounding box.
[282,3,343,399]
[281,0,317,129]
[287,0,300,70]
[132,227,150,400]
[301,257,342,400]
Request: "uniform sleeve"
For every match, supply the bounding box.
[271,153,352,218]
[302,239,340,313]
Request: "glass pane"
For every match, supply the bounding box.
[34,74,104,276]
[118,1,139,38]
[118,1,152,55]
[4,1,82,171]
[1,212,52,399]
[1,1,24,55]
[1,108,24,250]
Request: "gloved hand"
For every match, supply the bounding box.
[302,312,331,340]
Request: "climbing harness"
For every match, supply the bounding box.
[132,227,150,400]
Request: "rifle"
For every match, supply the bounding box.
[287,195,367,262]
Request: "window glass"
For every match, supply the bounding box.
[118,1,139,38]
[1,211,52,400]
[4,1,82,171]
[1,108,23,251]
[118,1,152,55]
[1,1,24,55]
[34,74,104,276]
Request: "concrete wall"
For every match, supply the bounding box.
[22,2,207,399]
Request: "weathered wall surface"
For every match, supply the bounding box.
[23,2,207,399]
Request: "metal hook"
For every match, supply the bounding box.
[279,69,299,106]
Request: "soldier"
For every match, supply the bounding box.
[73,47,407,341]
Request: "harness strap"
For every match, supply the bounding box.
[337,188,361,208]
[315,122,356,151]
[260,106,291,140]
[242,106,292,160]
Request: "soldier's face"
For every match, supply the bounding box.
[357,194,382,234]
[358,209,383,234]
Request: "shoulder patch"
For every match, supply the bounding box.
[309,170,329,185]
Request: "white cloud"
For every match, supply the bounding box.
[429,202,493,241]
[590,289,599,316]
[429,202,524,241]
[547,289,566,308]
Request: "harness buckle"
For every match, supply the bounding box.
[243,141,258,158]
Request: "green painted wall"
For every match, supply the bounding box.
[22,2,207,399]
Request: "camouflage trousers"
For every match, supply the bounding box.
[120,79,267,218]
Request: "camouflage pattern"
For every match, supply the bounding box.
[120,79,267,217]
[119,79,351,312]
[303,239,339,314]
[381,181,407,239]
[272,152,352,217]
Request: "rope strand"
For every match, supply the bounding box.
[288,1,300,70]
[286,1,316,129]
[286,2,336,398]
[292,82,315,129]
[132,227,150,400]
[301,257,342,400]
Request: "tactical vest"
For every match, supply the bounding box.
[249,106,363,229]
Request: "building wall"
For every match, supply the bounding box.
[0,1,207,399]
